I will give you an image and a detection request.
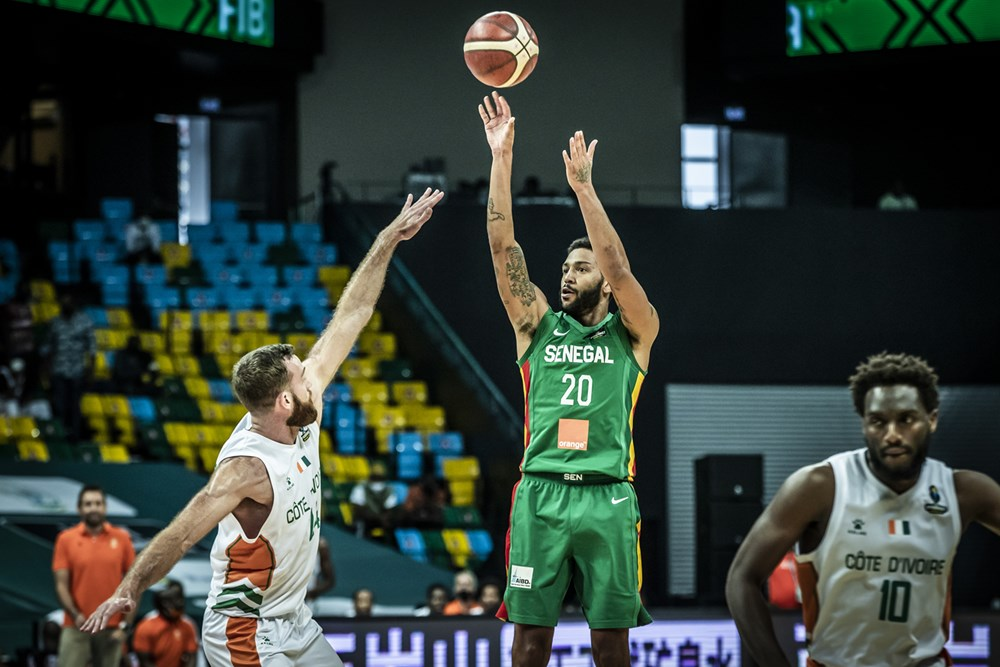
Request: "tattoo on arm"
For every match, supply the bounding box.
[505,247,536,307]
[488,198,506,222]
[573,165,592,183]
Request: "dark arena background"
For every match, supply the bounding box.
[1,1,998,665]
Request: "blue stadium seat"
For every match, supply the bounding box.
[246,266,279,288]
[211,200,239,223]
[262,288,293,314]
[218,286,258,310]
[78,241,121,265]
[156,221,179,243]
[134,265,167,286]
[84,307,109,328]
[323,383,352,404]
[466,529,494,562]
[100,197,133,222]
[303,243,338,266]
[427,431,465,455]
[434,454,460,479]
[224,222,252,245]
[230,243,267,266]
[392,432,424,480]
[145,285,181,310]
[209,379,235,402]
[128,396,158,422]
[187,287,220,310]
[295,287,329,310]
[75,220,107,243]
[281,265,316,287]
[394,529,428,563]
[105,219,126,241]
[92,263,130,287]
[186,225,221,246]
[255,222,286,245]
[290,223,322,246]
[209,266,242,286]
[101,283,129,307]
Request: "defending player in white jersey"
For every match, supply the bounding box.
[82,188,444,666]
[726,352,1000,667]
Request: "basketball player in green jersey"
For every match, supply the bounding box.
[479,90,659,667]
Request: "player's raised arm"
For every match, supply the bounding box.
[562,131,658,365]
[480,91,547,353]
[81,456,272,633]
[303,187,444,419]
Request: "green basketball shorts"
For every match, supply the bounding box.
[498,473,653,629]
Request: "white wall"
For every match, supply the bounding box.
[298,0,684,206]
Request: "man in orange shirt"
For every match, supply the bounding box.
[133,586,198,667]
[52,483,136,667]
[443,569,484,616]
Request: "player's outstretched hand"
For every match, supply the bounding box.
[388,188,445,241]
[80,595,135,634]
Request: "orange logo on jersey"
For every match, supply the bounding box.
[557,418,589,450]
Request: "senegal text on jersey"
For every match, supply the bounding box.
[543,345,616,365]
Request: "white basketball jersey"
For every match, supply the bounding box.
[206,414,323,619]
[796,448,961,667]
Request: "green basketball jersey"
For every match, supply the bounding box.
[516,308,646,480]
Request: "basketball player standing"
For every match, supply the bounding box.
[479,90,659,667]
[726,352,1000,666]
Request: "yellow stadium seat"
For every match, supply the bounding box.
[363,310,382,333]
[80,393,104,418]
[9,416,38,440]
[173,355,201,377]
[359,332,396,360]
[159,310,193,331]
[30,302,61,323]
[139,331,167,354]
[253,332,281,348]
[106,308,133,330]
[328,454,350,483]
[353,381,389,407]
[319,429,333,454]
[99,444,130,463]
[442,457,481,481]
[92,352,112,380]
[100,395,131,419]
[197,311,232,333]
[183,378,211,400]
[29,279,56,302]
[17,440,49,462]
[163,422,193,447]
[198,400,226,423]
[87,417,110,442]
[112,418,136,446]
[442,528,473,568]
[344,455,370,481]
[404,405,446,431]
[339,358,378,381]
[363,405,406,431]
[169,329,193,355]
[154,354,176,376]
[449,480,477,507]
[200,446,222,472]
[222,403,247,422]
[286,333,317,358]
[160,242,191,270]
[317,265,351,288]
[391,381,428,405]
[235,310,269,332]
[373,427,393,455]
[173,444,199,472]
[95,329,130,350]
[0,417,12,443]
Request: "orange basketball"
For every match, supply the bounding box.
[463,11,539,88]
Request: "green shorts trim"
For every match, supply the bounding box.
[501,475,652,628]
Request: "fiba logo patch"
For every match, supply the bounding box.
[924,484,949,515]
[847,518,867,536]
[510,565,534,589]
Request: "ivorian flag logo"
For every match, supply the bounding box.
[888,519,911,535]
[296,455,312,474]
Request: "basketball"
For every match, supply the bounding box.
[463,11,539,88]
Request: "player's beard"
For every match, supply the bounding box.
[83,512,105,529]
[287,392,318,428]
[563,281,604,319]
[868,432,930,482]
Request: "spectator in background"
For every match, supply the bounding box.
[478,577,503,618]
[349,459,400,541]
[352,588,374,618]
[124,215,162,265]
[398,473,446,529]
[443,570,484,616]
[41,293,95,443]
[877,177,919,210]
[132,585,198,667]
[0,357,26,417]
[413,583,450,617]
[111,335,156,396]
[52,484,136,667]
[305,536,336,617]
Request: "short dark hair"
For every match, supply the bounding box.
[848,351,940,415]
[77,484,105,507]
[231,344,295,413]
[567,237,592,254]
